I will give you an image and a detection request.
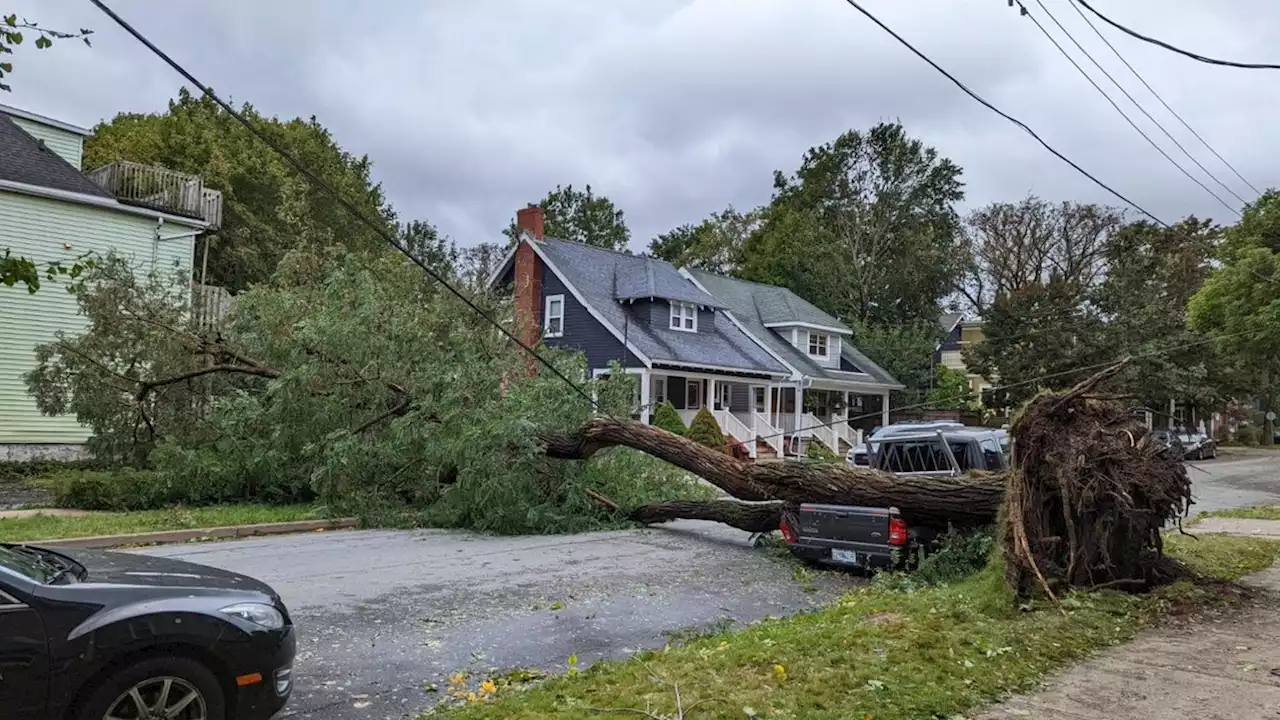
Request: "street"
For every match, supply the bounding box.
[138,451,1280,720]
[141,518,863,719]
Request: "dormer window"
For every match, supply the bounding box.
[808,332,828,358]
[670,301,698,332]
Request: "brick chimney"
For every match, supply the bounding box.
[515,205,545,241]
[513,207,544,370]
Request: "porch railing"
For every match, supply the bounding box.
[801,412,839,454]
[715,410,756,459]
[86,160,224,228]
[754,412,784,456]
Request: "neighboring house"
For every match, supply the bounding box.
[490,207,902,459]
[0,104,222,459]
[936,312,992,401]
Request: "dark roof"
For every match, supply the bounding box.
[536,238,788,375]
[939,312,965,334]
[613,255,723,307]
[687,269,902,388]
[748,281,848,330]
[0,111,112,198]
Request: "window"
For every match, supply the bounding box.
[669,301,698,332]
[686,380,702,409]
[717,383,731,410]
[753,387,766,413]
[808,332,828,358]
[544,294,564,338]
[654,377,667,405]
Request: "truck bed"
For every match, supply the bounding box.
[781,503,914,570]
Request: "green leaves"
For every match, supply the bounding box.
[506,184,631,251]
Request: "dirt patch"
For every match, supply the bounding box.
[0,481,54,510]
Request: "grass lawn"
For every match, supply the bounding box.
[431,534,1280,720]
[1194,505,1280,523]
[0,504,323,543]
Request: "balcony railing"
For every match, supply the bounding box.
[86,160,223,229]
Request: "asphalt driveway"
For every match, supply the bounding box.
[141,520,864,719]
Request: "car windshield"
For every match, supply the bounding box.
[0,544,54,583]
[1179,434,1198,444]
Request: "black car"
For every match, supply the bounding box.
[1,543,295,720]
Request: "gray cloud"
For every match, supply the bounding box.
[7,0,1280,248]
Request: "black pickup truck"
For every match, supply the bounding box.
[779,504,933,570]
[778,428,1005,570]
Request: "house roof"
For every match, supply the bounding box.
[613,255,724,308]
[686,269,902,389]
[939,312,965,334]
[0,103,94,136]
[0,111,112,198]
[534,238,789,376]
[749,282,849,332]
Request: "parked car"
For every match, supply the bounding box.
[778,503,935,571]
[1150,430,1186,458]
[0,543,295,720]
[1179,432,1217,460]
[872,428,1009,475]
[845,420,966,468]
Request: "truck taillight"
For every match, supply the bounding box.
[888,517,908,546]
[779,516,797,545]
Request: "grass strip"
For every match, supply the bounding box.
[0,504,322,542]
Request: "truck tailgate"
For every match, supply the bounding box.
[796,503,892,544]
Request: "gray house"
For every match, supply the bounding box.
[490,207,901,458]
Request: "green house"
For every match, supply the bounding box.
[0,104,221,460]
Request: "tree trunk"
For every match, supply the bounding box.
[627,500,785,533]
[542,418,1005,528]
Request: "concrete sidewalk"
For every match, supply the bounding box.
[977,565,1280,719]
[1194,516,1280,539]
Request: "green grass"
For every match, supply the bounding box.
[1192,505,1280,523]
[0,504,323,543]
[431,535,1280,720]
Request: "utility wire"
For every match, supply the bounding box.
[1066,0,1262,197]
[87,0,609,416]
[1016,0,1240,216]
[1073,0,1280,71]
[1025,0,1248,207]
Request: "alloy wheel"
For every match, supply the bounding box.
[104,677,206,720]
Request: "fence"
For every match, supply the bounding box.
[193,283,233,332]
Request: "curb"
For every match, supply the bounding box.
[30,518,359,549]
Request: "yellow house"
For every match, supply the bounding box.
[936,313,992,400]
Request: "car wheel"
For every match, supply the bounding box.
[78,656,225,720]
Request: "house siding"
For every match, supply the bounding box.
[10,117,84,170]
[539,267,638,371]
[0,192,196,444]
[729,383,750,413]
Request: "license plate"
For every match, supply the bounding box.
[831,549,859,564]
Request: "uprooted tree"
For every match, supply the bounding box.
[27,248,1191,592]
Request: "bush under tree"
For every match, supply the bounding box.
[651,402,686,436]
[685,408,725,450]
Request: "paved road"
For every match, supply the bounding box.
[1186,450,1280,517]
[134,451,1280,720]
[141,521,864,720]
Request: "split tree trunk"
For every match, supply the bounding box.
[542,418,1005,529]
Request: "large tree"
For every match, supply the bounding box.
[85,89,397,292]
[506,184,630,251]
[960,198,1125,406]
[648,205,759,273]
[739,122,966,328]
[1189,191,1280,444]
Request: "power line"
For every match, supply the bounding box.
[1016,0,1241,216]
[1024,0,1249,208]
[87,0,609,417]
[1073,0,1280,71]
[1066,0,1262,197]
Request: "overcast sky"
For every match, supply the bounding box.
[6,0,1279,249]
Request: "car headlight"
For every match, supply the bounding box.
[220,602,284,629]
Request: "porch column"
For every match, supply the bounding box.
[709,377,718,412]
[1168,397,1176,430]
[639,370,652,424]
[881,390,891,428]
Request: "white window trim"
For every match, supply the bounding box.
[669,301,698,333]
[808,331,829,359]
[544,294,565,338]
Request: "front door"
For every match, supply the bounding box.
[0,576,48,720]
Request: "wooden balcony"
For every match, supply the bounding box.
[85,160,223,229]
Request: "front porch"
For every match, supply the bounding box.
[638,370,889,459]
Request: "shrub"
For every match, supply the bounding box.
[875,527,997,592]
[1237,424,1262,446]
[652,402,686,436]
[686,408,725,450]
[806,441,840,463]
[52,469,173,511]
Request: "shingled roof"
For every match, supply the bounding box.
[0,111,112,198]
